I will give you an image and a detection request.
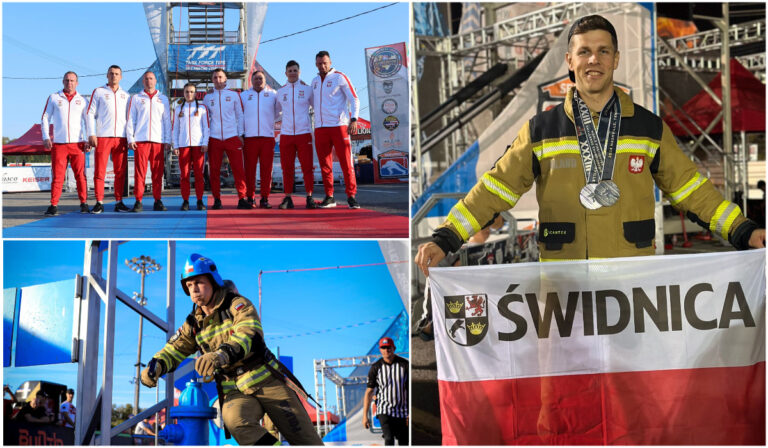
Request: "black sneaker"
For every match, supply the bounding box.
[91,202,104,214]
[153,200,167,211]
[197,199,206,210]
[80,203,91,214]
[319,196,336,208]
[347,196,361,209]
[237,198,251,209]
[278,196,294,209]
[44,205,58,216]
[259,198,272,209]
[247,197,255,207]
[132,201,143,213]
[181,200,189,211]
[114,201,131,212]
[212,198,222,210]
[306,196,318,209]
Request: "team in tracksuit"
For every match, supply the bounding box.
[41,52,364,216]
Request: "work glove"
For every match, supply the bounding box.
[140,358,166,388]
[195,350,229,381]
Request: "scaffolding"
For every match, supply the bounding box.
[74,241,177,445]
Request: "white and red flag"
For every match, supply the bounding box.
[430,250,765,445]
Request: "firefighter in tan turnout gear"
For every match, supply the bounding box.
[416,14,765,275]
[140,253,323,446]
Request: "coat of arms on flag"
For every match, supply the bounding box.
[444,294,488,346]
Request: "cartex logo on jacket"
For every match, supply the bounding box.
[204,88,244,140]
[126,90,171,144]
[240,87,279,138]
[41,90,89,144]
[87,85,130,138]
[277,81,313,136]
[311,68,360,128]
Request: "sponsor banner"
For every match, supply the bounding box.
[168,44,245,72]
[365,42,408,182]
[2,166,52,192]
[430,250,766,444]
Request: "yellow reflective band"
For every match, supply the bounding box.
[481,173,520,207]
[222,380,236,395]
[234,319,262,331]
[230,333,251,353]
[616,138,659,158]
[668,172,706,205]
[156,351,173,368]
[196,322,233,346]
[162,344,187,363]
[533,139,579,160]
[237,365,271,390]
[447,201,480,241]
[710,201,741,239]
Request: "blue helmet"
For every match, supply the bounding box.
[180,253,224,295]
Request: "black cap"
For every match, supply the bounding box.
[567,15,619,83]
[67,388,75,394]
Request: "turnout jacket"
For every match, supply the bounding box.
[435,86,752,261]
[152,290,279,396]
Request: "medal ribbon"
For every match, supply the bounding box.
[573,91,621,184]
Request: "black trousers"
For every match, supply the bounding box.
[377,414,408,445]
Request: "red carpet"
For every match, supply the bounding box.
[205,194,408,238]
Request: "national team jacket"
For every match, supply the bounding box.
[126,90,171,144]
[204,89,244,141]
[151,291,279,396]
[433,86,755,261]
[41,90,88,143]
[172,101,210,149]
[277,81,313,136]
[87,85,130,138]
[240,87,279,138]
[311,68,360,128]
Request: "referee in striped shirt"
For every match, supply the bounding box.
[363,337,409,445]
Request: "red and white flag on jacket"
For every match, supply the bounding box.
[429,250,765,445]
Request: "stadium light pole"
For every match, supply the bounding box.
[126,255,161,415]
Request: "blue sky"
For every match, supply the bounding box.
[2,2,409,139]
[3,240,407,413]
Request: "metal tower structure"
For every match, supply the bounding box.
[74,241,177,446]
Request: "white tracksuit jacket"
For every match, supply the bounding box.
[240,87,279,138]
[172,101,210,148]
[126,90,171,144]
[204,88,244,141]
[86,85,130,138]
[311,68,360,128]
[41,90,88,143]
[276,81,313,136]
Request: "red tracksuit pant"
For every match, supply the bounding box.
[279,133,314,196]
[178,146,205,201]
[133,142,164,202]
[209,136,246,199]
[94,137,127,202]
[50,143,87,206]
[314,126,356,197]
[244,137,275,199]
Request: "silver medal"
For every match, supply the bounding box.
[594,180,620,207]
[579,184,602,210]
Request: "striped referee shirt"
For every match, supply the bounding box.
[367,355,409,418]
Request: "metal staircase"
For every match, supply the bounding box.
[187,5,225,44]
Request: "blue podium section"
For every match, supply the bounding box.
[15,279,75,367]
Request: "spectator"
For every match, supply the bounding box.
[13,393,54,424]
[59,388,76,428]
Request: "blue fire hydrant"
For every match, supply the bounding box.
[159,380,218,445]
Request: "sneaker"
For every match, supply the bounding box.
[259,198,272,209]
[212,198,222,210]
[180,200,189,211]
[237,198,251,209]
[319,196,336,208]
[80,203,91,214]
[278,196,294,210]
[197,199,206,210]
[44,205,58,216]
[347,196,361,209]
[114,201,131,212]
[247,197,255,207]
[91,202,104,214]
[306,196,318,209]
[153,200,167,211]
[132,201,143,213]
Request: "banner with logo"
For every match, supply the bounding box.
[365,42,409,183]
[429,250,765,445]
[2,166,52,192]
[168,44,245,72]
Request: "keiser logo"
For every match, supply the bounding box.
[492,282,755,342]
